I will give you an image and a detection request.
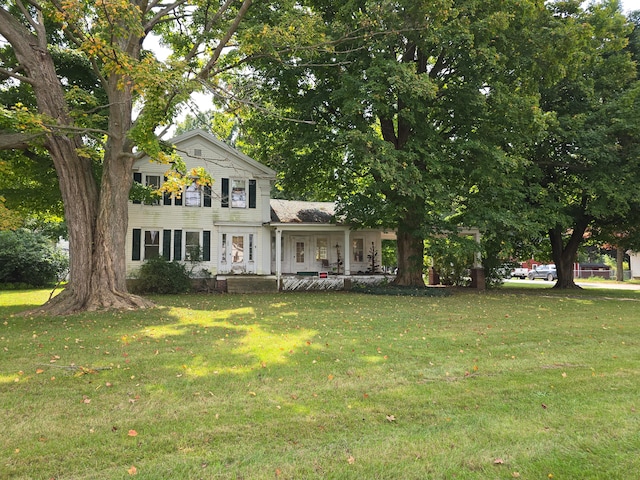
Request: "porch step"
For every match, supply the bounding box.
[225,276,278,294]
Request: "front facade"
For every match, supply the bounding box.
[630,251,640,279]
[126,130,388,282]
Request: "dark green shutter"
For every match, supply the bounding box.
[221,178,229,207]
[173,229,182,261]
[162,230,171,260]
[249,179,256,209]
[203,231,211,261]
[132,229,141,260]
[133,173,142,204]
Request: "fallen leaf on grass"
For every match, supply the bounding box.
[128,430,138,437]
[36,368,44,374]
[127,465,137,475]
[494,458,504,464]
[82,396,91,404]
[386,415,396,422]
[347,455,355,464]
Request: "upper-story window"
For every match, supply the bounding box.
[145,175,161,205]
[185,182,201,207]
[231,179,246,208]
[221,178,257,209]
[132,172,212,208]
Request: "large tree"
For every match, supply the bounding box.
[230,0,565,286]
[0,0,253,313]
[521,0,639,288]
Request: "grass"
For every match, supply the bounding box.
[1,286,640,479]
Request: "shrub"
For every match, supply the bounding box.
[131,256,192,294]
[0,229,69,287]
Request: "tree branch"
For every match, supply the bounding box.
[0,66,35,85]
[200,0,252,79]
[0,132,47,150]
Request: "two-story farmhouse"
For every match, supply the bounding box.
[126,129,389,286]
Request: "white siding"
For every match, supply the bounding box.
[126,132,275,277]
[630,252,640,279]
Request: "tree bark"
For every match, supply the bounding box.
[1,8,152,315]
[616,245,625,282]
[393,212,426,286]
[549,221,589,289]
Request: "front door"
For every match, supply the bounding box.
[293,236,307,272]
[220,232,256,274]
[231,235,245,273]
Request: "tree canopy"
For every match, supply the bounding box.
[226,0,583,285]
[2,0,638,309]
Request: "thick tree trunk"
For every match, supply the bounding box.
[5,17,152,315]
[393,213,426,287]
[616,246,625,282]
[549,221,589,289]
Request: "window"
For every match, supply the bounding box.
[145,230,160,259]
[296,242,305,263]
[352,238,364,262]
[221,234,227,263]
[231,179,246,208]
[145,175,161,205]
[193,148,202,157]
[185,182,201,207]
[316,238,328,261]
[222,178,256,208]
[185,231,200,260]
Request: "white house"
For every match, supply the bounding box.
[630,252,640,279]
[126,130,389,285]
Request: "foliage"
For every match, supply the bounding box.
[0,229,68,287]
[427,235,479,287]
[381,239,397,271]
[130,257,191,294]
[511,1,640,287]
[230,0,571,285]
[0,196,22,230]
[2,288,640,478]
[479,234,521,289]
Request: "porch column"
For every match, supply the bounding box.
[343,229,351,275]
[472,231,482,268]
[470,230,485,290]
[275,228,282,282]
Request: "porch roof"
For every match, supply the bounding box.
[270,199,341,225]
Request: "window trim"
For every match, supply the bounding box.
[231,179,247,209]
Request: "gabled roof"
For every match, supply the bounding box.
[169,129,276,178]
[270,199,338,224]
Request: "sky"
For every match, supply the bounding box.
[622,0,640,12]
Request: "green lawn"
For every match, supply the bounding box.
[1,287,639,479]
